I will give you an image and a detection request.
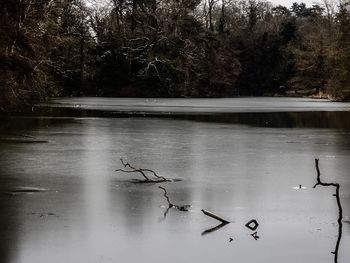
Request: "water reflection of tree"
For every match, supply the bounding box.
[313,159,343,263]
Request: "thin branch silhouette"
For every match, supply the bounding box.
[158,186,190,218]
[159,186,174,208]
[313,158,343,263]
[115,158,170,183]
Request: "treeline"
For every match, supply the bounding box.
[1,0,350,111]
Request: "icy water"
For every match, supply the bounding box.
[1,98,350,263]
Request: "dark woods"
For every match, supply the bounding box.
[1,0,350,111]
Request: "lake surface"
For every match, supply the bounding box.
[1,97,350,263]
[39,97,350,113]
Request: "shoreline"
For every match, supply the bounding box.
[1,95,350,117]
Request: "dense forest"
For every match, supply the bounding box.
[1,0,350,112]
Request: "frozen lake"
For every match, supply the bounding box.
[39,97,350,114]
[1,97,350,263]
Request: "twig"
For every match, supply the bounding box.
[201,209,230,224]
[159,186,173,208]
[115,159,169,183]
[251,232,260,240]
[313,158,343,263]
[158,186,190,215]
[118,158,149,180]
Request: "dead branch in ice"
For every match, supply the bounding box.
[115,158,170,183]
[201,209,230,235]
[313,158,343,263]
[158,186,190,214]
[201,209,230,224]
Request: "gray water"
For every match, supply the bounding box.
[1,98,350,263]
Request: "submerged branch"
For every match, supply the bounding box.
[313,158,343,263]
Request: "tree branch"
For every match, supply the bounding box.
[115,158,169,183]
[159,186,174,208]
[201,209,230,224]
[313,158,343,263]
[158,186,190,213]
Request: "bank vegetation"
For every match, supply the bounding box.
[1,0,350,112]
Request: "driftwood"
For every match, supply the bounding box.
[201,209,230,224]
[201,209,230,235]
[313,158,343,263]
[115,159,170,183]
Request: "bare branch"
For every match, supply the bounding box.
[313,158,343,263]
[115,158,169,183]
[117,158,149,180]
[158,186,174,208]
[201,209,230,224]
[158,186,190,214]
